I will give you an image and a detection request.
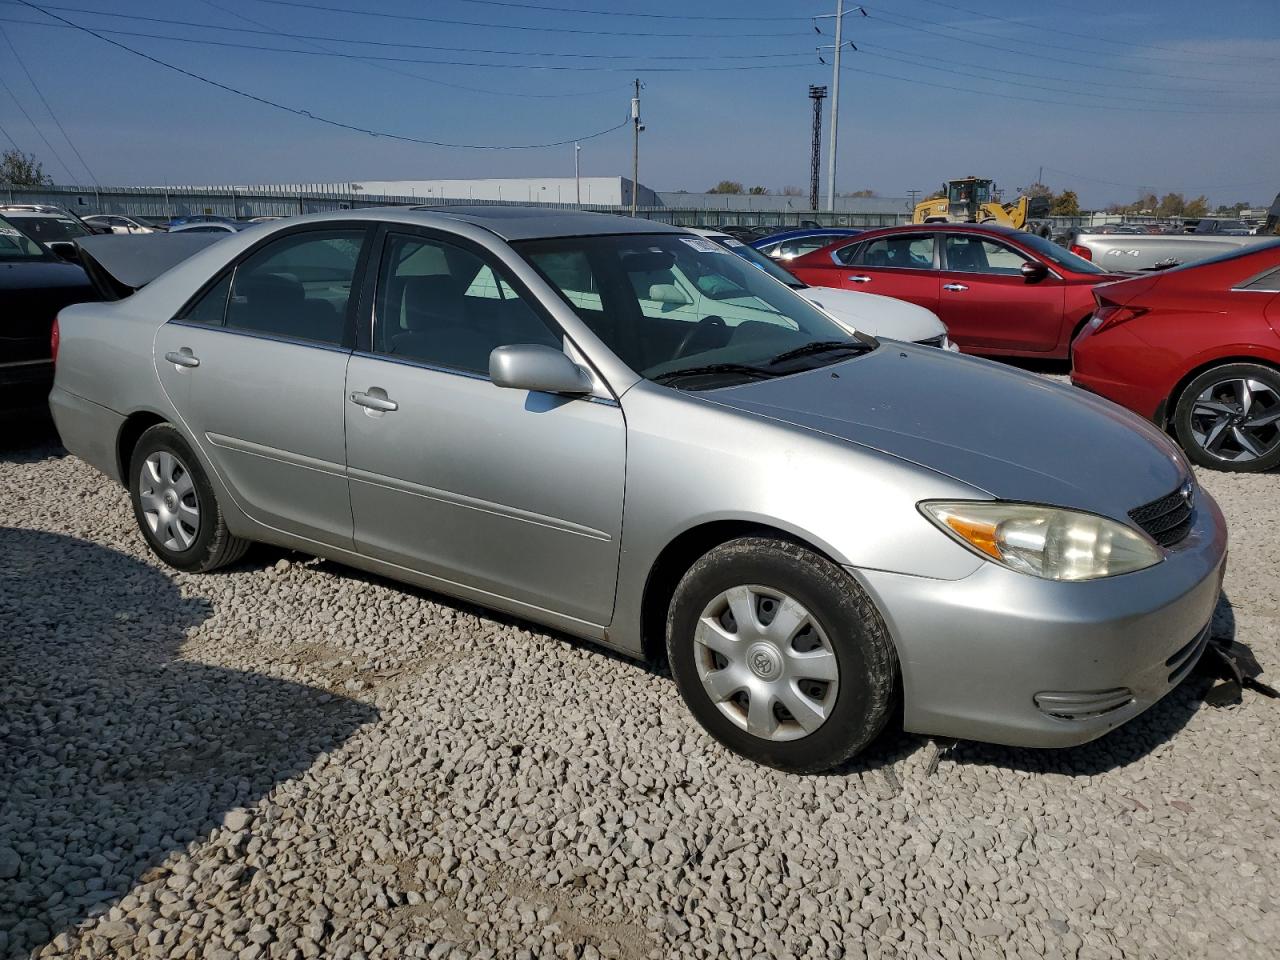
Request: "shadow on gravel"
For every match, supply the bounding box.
[947,591,1240,777]
[0,404,63,463]
[0,528,378,958]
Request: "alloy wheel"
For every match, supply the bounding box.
[693,584,840,742]
[1190,378,1280,463]
[139,451,201,551]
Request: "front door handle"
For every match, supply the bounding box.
[164,349,200,368]
[350,390,398,413]
[847,275,873,283]
[943,283,969,292]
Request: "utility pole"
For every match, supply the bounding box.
[907,188,921,211]
[815,4,862,211]
[808,85,826,212]
[631,78,643,218]
[575,141,581,206]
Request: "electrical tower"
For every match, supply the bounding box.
[809,85,827,212]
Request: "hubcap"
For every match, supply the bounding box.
[693,585,839,743]
[138,451,200,551]
[1190,378,1280,463]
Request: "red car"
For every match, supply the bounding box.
[788,224,1120,359]
[1072,240,1280,472]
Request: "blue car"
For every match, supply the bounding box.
[752,228,864,261]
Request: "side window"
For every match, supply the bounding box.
[858,234,936,270]
[834,241,864,265]
[945,236,1029,275]
[1237,267,1280,292]
[375,234,560,375]
[179,273,232,326]
[226,230,364,346]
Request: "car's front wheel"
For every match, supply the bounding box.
[129,424,250,572]
[1172,363,1280,472]
[666,537,897,773]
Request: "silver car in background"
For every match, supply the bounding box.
[1069,230,1270,272]
[51,207,1226,772]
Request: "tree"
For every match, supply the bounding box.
[1183,195,1210,218]
[842,188,876,198]
[1157,192,1186,218]
[780,185,805,197]
[707,180,744,195]
[1022,181,1053,198]
[1050,190,1080,217]
[0,149,52,186]
[748,185,769,195]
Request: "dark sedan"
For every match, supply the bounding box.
[0,215,97,405]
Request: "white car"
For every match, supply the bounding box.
[82,215,160,235]
[691,229,956,350]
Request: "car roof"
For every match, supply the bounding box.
[407,204,684,241]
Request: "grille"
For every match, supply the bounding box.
[1129,484,1194,547]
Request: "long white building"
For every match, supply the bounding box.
[348,177,656,207]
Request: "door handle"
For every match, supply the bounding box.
[943,283,969,292]
[847,275,873,283]
[350,390,398,412]
[164,349,200,368]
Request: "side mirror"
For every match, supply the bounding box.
[490,344,593,396]
[649,283,692,306]
[1020,260,1049,283]
[48,241,81,263]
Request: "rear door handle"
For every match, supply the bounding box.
[943,283,969,292]
[164,349,200,368]
[847,275,873,283]
[350,390,398,412]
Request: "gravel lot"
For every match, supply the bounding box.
[2,405,1277,960]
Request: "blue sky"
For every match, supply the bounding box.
[0,0,1276,208]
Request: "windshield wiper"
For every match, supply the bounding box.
[651,362,776,386]
[766,339,870,366]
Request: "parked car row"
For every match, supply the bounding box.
[48,206,1229,772]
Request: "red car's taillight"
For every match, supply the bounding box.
[51,316,60,365]
[1089,302,1147,335]
[1069,243,1092,261]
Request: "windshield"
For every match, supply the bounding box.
[0,215,50,259]
[1019,232,1107,274]
[708,233,805,288]
[9,214,90,244]
[518,233,864,385]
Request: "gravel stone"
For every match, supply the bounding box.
[2,404,1278,960]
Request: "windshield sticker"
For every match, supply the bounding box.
[721,237,747,247]
[0,228,21,237]
[679,236,729,254]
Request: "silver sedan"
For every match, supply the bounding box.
[50,207,1226,772]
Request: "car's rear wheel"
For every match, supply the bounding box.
[129,424,250,571]
[666,537,897,773]
[1172,363,1280,472]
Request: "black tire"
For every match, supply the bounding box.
[1172,363,1280,473]
[128,424,251,572]
[666,537,898,773]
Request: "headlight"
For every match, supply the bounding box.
[920,501,1162,581]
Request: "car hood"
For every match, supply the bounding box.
[795,286,946,343]
[703,344,1187,519]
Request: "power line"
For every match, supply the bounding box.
[189,0,625,100]
[852,6,1276,88]
[0,117,20,151]
[442,0,817,21]
[11,1,633,149]
[0,71,75,180]
[0,4,810,60]
[907,0,1280,66]
[243,0,815,39]
[0,17,819,72]
[0,24,95,183]
[840,61,1274,115]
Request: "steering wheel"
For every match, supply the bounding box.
[674,314,727,360]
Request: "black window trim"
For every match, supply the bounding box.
[1232,264,1280,293]
[357,223,570,381]
[169,221,376,351]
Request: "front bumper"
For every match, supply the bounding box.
[853,490,1227,748]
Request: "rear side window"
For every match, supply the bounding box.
[1236,266,1280,292]
[179,273,232,325]
[225,230,364,346]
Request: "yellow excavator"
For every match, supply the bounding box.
[912,176,1051,231]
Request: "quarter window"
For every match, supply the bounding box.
[856,234,936,270]
[225,230,364,346]
[1236,266,1280,292]
[374,234,560,375]
[179,273,232,326]
[944,236,1030,275]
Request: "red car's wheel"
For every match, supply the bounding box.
[1172,363,1280,472]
